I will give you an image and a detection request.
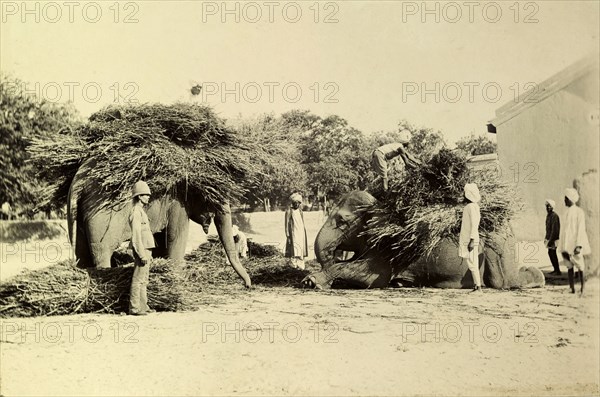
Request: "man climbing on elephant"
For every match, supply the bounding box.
[371,128,422,192]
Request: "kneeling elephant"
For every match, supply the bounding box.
[303,191,544,290]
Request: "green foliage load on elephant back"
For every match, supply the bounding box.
[28,103,262,209]
[363,148,520,269]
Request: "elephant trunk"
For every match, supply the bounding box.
[314,223,342,267]
[213,205,252,288]
[67,179,78,249]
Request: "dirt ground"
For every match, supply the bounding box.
[1,278,599,396]
[1,218,600,396]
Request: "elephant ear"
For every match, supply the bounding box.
[182,186,227,214]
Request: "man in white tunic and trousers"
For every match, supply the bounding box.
[560,188,590,295]
[285,193,308,270]
[459,183,483,293]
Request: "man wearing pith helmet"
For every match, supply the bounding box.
[129,180,156,315]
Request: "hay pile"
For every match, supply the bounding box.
[0,241,311,318]
[363,149,519,269]
[0,259,194,317]
[183,237,314,288]
[28,103,262,210]
[248,240,281,257]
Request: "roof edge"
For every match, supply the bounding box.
[488,53,600,130]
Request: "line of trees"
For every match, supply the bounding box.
[0,75,496,217]
[238,111,495,211]
[1,74,82,218]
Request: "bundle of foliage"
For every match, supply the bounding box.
[248,240,282,257]
[0,259,193,317]
[0,74,81,214]
[0,241,313,317]
[28,103,263,211]
[363,149,519,269]
[181,239,317,289]
[396,119,446,162]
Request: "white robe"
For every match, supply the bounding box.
[290,208,306,257]
[459,202,480,258]
[560,206,591,255]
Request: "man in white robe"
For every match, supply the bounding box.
[285,193,308,270]
[459,183,483,293]
[560,188,590,294]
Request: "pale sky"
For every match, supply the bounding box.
[1,1,598,144]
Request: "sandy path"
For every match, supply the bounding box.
[2,280,598,396]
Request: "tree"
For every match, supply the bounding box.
[234,114,308,211]
[280,109,320,133]
[455,135,497,156]
[296,113,369,205]
[0,74,81,216]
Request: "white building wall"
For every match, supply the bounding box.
[496,71,599,274]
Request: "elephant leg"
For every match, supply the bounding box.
[304,258,392,289]
[89,242,113,268]
[83,205,130,268]
[165,202,190,262]
[74,222,93,268]
[483,246,518,289]
[301,271,333,289]
[152,230,169,258]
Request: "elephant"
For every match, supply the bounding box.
[67,159,251,287]
[302,190,545,290]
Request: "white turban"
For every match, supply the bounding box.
[464,183,481,203]
[290,193,302,203]
[398,129,411,144]
[545,199,556,208]
[565,188,579,204]
[232,225,239,236]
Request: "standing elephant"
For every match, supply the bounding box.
[68,159,251,287]
[303,191,544,290]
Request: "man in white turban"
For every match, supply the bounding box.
[459,183,483,293]
[371,128,422,191]
[544,199,561,275]
[560,188,590,294]
[285,193,308,269]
